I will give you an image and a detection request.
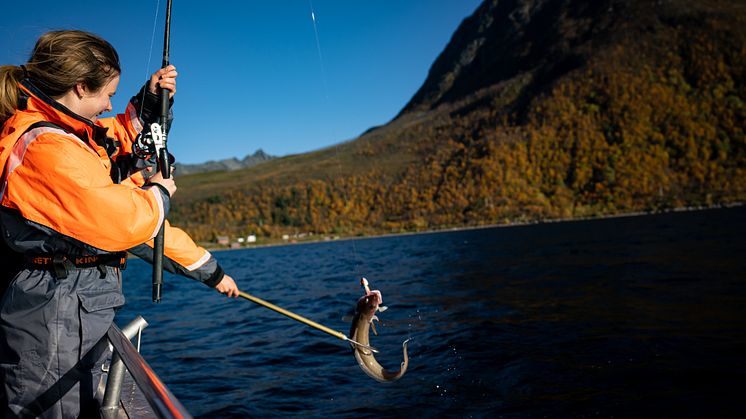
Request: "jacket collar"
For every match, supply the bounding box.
[18,79,110,150]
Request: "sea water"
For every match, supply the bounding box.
[116,206,746,417]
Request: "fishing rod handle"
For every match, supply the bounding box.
[152,223,165,302]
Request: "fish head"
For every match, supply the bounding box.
[356,290,382,318]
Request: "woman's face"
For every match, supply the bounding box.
[78,75,120,122]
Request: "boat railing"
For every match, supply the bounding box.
[100,316,192,419]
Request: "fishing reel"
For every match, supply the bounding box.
[133,122,166,160]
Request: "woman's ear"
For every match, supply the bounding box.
[75,82,87,99]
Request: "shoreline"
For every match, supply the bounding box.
[204,202,744,253]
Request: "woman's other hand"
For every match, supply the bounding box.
[215,274,240,298]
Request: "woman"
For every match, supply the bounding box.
[0,30,239,417]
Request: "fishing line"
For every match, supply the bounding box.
[137,0,162,121]
[306,2,365,279]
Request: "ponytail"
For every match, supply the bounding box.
[0,65,23,127]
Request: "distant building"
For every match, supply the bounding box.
[247,234,257,243]
[230,242,241,249]
[282,234,289,241]
[216,236,229,246]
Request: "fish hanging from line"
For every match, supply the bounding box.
[349,277,410,382]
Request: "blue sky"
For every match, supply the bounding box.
[0,1,482,164]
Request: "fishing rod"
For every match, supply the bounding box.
[237,290,379,353]
[152,0,173,303]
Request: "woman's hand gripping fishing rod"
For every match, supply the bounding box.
[150,66,177,98]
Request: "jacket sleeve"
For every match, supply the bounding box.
[128,220,225,287]
[118,177,225,286]
[1,131,169,252]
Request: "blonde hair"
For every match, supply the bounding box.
[0,30,121,125]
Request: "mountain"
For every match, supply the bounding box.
[171,0,745,242]
[174,149,274,176]
[402,0,615,114]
